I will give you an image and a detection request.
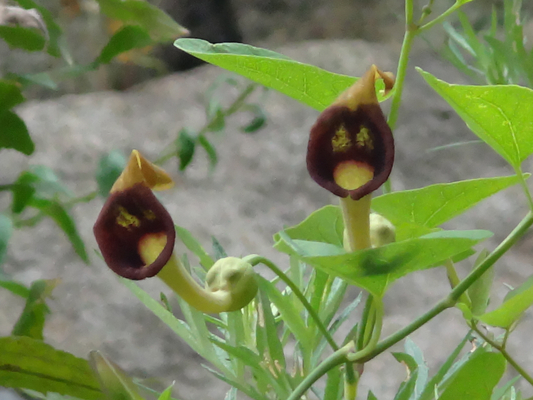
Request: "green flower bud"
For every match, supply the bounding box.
[369,213,396,247]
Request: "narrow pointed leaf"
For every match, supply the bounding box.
[0,214,13,264]
[174,39,358,111]
[419,69,533,166]
[373,175,527,229]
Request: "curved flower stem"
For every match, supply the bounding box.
[244,255,339,351]
[472,324,533,387]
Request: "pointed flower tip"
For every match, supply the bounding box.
[94,152,176,280]
[307,65,395,200]
[111,149,174,193]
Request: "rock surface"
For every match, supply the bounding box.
[2,39,533,399]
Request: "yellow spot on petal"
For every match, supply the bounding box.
[138,233,168,265]
[356,127,374,151]
[143,209,156,220]
[332,125,352,152]
[116,206,140,229]
[333,161,374,190]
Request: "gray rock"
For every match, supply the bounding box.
[2,39,532,399]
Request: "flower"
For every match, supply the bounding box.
[307,65,395,251]
[307,65,395,201]
[93,150,175,280]
[93,150,258,313]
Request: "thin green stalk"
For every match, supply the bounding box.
[418,1,465,32]
[244,255,339,351]
[515,166,533,211]
[287,342,356,400]
[473,324,533,387]
[383,0,416,194]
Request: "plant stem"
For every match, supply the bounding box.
[287,342,356,400]
[473,324,533,387]
[244,255,339,351]
[383,0,416,194]
[418,1,465,32]
[515,166,533,211]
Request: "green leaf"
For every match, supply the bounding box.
[174,39,359,111]
[419,333,472,400]
[29,198,88,264]
[0,278,30,298]
[437,352,505,400]
[277,229,492,297]
[324,368,342,400]
[241,104,267,133]
[157,383,174,400]
[175,225,214,269]
[373,175,526,229]
[16,165,72,199]
[0,80,25,110]
[197,135,218,170]
[97,25,153,64]
[0,214,13,265]
[492,377,521,400]
[257,277,311,350]
[273,205,344,251]
[392,352,418,400]
[96,150,127,197]
[12,0,63,57]
[367,392,379,400]
[6,72,58,90]
[0,110,34,155]
[405,338,428,398]
[0,25,45,51]
[0,336,102,399]
[12,279,59,340]
[479,273,533,328]
[419,69,533,166]
[89,351,144,400]
[96,0,189,42]
[11,182,35,214]
[177,128,196,171]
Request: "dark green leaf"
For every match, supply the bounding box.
[96,0,189,41]
[373,175,526,230]
[12,279,59,340]
[0,214,13,265]
[29,198,88,264]
[438,352,505,400]
[367,392,379,400]
[97,25,153,64]
[12,0,62,57]
[0,336,102,399]
[174,39,359,111]
[0,110,34,155]
[419,69,533,166]
[0,80,25,110]
[96,150,127,197]
[11,183,35,214]
[0,25,45,51]
[241,104,267,133]
[177,129,196,171]
[197,135,218,169]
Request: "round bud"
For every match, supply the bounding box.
[369,213,396,247]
